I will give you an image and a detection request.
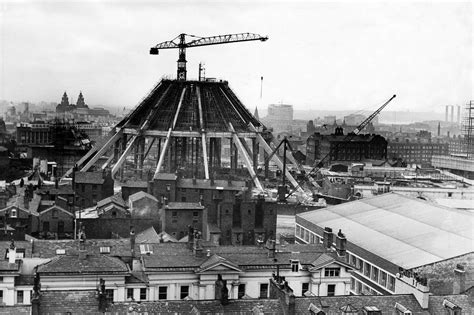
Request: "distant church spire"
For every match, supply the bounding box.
[254,106,260,120]
[76,91,86,108]
[61,92,69,107]
[76,91,88,108]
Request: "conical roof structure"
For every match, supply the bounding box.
[65,79,302,194]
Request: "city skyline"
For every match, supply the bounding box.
[0,0,472,113]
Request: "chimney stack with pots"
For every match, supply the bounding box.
[335,229,347,257]
[323,227,333,249]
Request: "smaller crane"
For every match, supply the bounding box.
[150,33,268,81]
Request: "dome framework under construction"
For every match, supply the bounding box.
[64,79,303,194]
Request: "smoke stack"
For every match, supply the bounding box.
[323,227,333,249]
[267,239,276,258]
[445,105,449,122]
[130,227,136,256]
[335,229,347,257]
[451,105,454,122]
[8,240,16,264]
[453,264,466,294]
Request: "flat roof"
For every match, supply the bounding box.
[297,193,474,269]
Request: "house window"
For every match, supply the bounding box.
[379,271,387,287]
[364,262,371,277]
[100,246,111,254]
[388,275,396,291]
[327,284,336,296]
[350,278,355,291]
[140,288,147,300]
[291,260,299,272]
[11,209,17,218]
[17,290,24,304]
[126,288,134,300]
[172,211,177,217]
[0,290,3,304]
[193,211,198,217]
[371,266,379,282]
[81,184,85,193]
[52,209,58,219]
[105,289,114,302]
[259,283,269,298]
[302,282,309,295]
[57,221,64,233]
[180,285,189,299]
[92,184,97,190]
[324,268,340,277]
[43,221,50,232]
[158,286,167,300]
[238,284,246,299]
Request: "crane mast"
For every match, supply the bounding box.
[150,33,268,81]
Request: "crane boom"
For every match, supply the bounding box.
[353,94,396,135]
[150,33,268,81]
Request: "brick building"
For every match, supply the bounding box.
[38,205,74,238]
[306,127,387,166]
[387,138,449,166]
[73,170,114,208]
[160,202,205,240]
[151,175,277,246]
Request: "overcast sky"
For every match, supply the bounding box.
[0,0,472,114]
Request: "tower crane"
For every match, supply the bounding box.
[284,94,397,201]
[150,33,268,81]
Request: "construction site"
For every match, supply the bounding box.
[61,33,326,206]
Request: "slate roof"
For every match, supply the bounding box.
[30,239,132,258]
[37,254,128,275]
[97,194,126,209]
[154,173,178,181]
[37,186,74,196]
[0,241,33,258]
[166,202,204,210]
[129,191,158,203]
[122,180,148,188]
[142,243,346,272]
[294,294,428,314]
[39,205,73,217]
[428,295,473,314]
[297,193,474,270]
[178,178,248,191]
[108,299,283,314]
[74,171,105,184]
[0,261,20,272]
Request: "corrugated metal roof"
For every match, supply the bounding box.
[297,193,474,269]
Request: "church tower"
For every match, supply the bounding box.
[76,91,88,108]
[61,92,69,107]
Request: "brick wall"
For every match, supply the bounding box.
[39,290,100,315]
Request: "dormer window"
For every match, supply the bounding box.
[100,246,111,254]
[291,260,299,272]
[443,299,461,315]
[308,303,325,315]
[139,244,153,255]
[395,303,412,315]
[364,306,381,315]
